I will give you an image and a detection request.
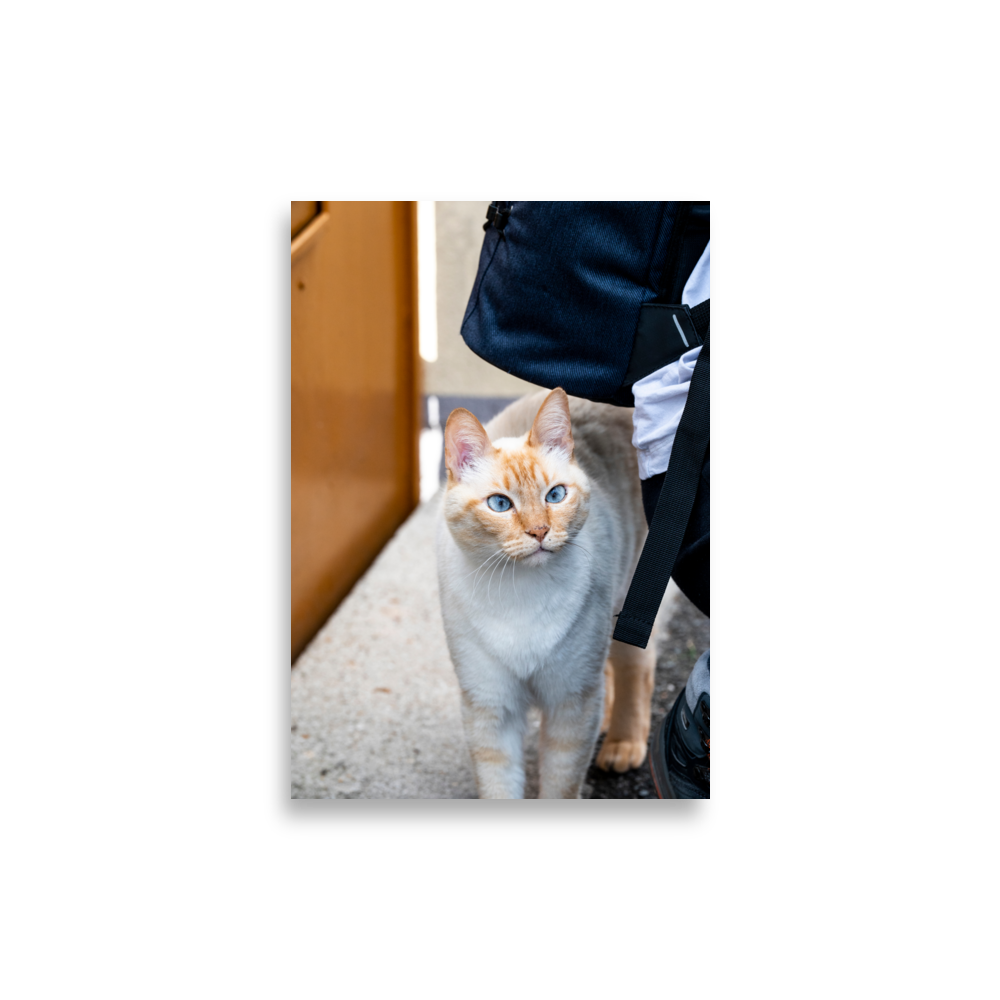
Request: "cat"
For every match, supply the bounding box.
[436,387,658,799]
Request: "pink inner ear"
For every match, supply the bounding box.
[453,434,479,470]
[445,411,491,479]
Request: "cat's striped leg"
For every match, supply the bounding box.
[538,686,603,799]
[459,690,527,799]
[596,637,656,772]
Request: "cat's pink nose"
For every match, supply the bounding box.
[525,526,549,542]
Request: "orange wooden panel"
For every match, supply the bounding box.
[291,202,419,660]
[291,201,319,239]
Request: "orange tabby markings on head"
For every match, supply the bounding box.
[443,393,590,564]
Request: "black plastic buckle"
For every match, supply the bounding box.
[621,304,703,387]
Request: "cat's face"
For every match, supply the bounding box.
[443,389,591,566]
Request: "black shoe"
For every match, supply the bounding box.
[650,687,710,799]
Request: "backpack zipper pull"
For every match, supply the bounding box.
[483,202,511,239]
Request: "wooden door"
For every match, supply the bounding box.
[291,202,419,660]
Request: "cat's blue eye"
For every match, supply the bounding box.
[487,494,512,512]
[546,485,567,503]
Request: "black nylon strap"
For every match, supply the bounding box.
[689,298,710,338]
[613,321,709,648]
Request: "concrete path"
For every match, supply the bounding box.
[291,495,475,798]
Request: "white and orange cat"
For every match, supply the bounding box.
[436,387,658,799]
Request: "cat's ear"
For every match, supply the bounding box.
[528,388,573,458]
[444,408,493,481]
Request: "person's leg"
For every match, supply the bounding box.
[641,455,710,798]
[651,651,710,798]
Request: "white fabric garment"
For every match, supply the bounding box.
[631,240,710,480]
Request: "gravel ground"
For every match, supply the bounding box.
[583,591,710,799]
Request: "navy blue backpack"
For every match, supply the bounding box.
[459,201,710,648]
[461,201,709,407]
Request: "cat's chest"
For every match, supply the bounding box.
[437,511,622,677]
[452,559,604,668]
[476,575,582,633]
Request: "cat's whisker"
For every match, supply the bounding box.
[496,552,507,600]
[500,554,517,613]
[497,556,513,618]
[463,549,504,581]
[470,549,506,598]
[469,554,500,595]
[486,548,507,606]
[476,553,498,600]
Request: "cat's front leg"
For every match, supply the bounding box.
[596,637,656,772]
[538,686,603,799]
[459,689,528,799]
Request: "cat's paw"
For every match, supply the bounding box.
[596,737,648,772]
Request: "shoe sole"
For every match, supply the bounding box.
[649,710,677,799]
